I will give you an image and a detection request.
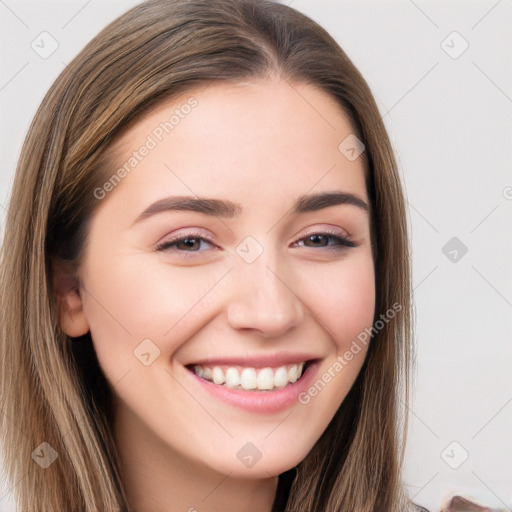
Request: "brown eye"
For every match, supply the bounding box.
[175,238,202,251]
[303,234,329,247]
[294,233,355,250]
[156,234,215,253]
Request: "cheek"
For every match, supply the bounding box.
[81,246,375,372]
[298,253,376,350]
[280,254,374,452]
[79,253,228,368]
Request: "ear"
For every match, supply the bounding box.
[52,261,90,338]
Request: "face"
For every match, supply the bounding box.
[60,78,375,479]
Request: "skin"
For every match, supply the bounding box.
[57,77,375,512]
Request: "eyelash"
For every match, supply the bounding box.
[156,232,216,255]
[292,231,356,250]
[155,230,356,255]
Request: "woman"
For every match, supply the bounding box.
[0,0,422,510]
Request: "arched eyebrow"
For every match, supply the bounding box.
[132,191,369,225]
[134,196,241,222]
[293,192,368,214]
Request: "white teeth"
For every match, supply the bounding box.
[288,365,298,383]
[212,366,225,385]
[225,367,240,388]
[192,362,308,391]
[257,368,274,390]
[240,368,257,390]
[273,366,288,388]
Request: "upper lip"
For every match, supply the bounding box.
[186,353,321,368]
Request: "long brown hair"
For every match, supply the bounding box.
[0,1,417,510]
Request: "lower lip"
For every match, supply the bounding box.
[185,361,321,413]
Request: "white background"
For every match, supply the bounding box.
[1,1,511,511]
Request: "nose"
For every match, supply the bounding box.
[226,256,305,338]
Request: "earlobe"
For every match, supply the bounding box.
[53,264,90,338]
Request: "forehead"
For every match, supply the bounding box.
[99,79,368,214]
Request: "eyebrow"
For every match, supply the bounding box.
[132,191,369,225]
[294,191,369,214]
[133,196,242,224]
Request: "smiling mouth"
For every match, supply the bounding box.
[187,361,312,392]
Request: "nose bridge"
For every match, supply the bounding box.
[226,248,304,337]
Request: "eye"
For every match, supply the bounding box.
[156,233,216,253]
[292,231,356,250]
